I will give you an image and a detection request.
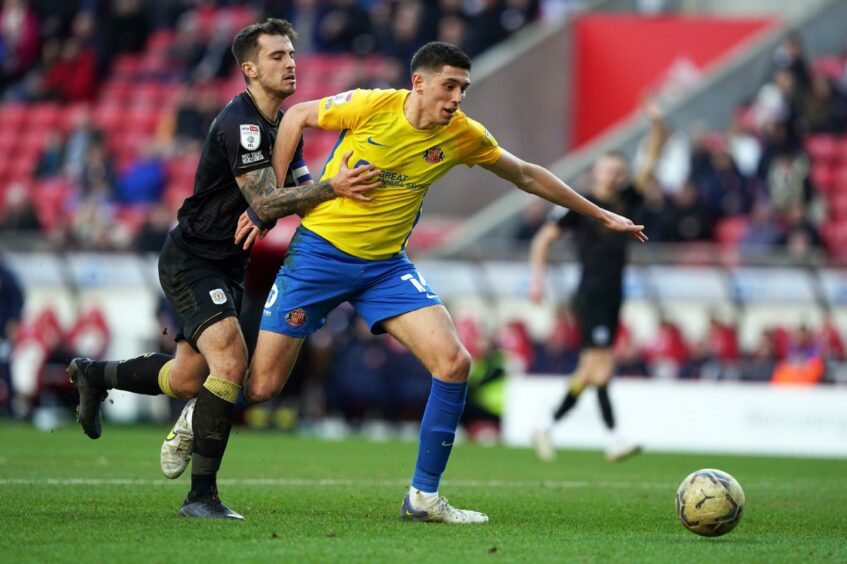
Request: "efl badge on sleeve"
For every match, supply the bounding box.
[423,146,445,164]
[240,124,261,150]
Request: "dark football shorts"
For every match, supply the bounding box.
[574,283,622,349]
[158,235,244,352]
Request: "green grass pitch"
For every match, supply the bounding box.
[1,423,845,563]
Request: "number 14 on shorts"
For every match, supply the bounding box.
[401,273,437,299]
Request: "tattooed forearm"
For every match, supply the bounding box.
[239,167,336,220]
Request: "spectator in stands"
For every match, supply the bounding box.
[436,14,468,51]
[135,203,173,253]
[168,11,206,79]
[530,305,580,374]
[314,0,373,54]
[819,312,846,361]
[103,0,150,58]
[0,182,39,232]
[695,312,740,380]
[0,258,23,416]
[63,108,104,182]
[78,139,116,203]
[613,324,649,377]
[462,335,507,442]
[37,36,98,102]
[34,132,66,179]
[740,201,782,252]
[382,0,426,63]
[751,68,799,133]
[656,181,712,242]
[157,85,219,154]
[116,143,167,206]
[800,74,847,135]
[0,0,40,89]
[325,317,389,425]
[772,34,811,95]
[696,144,752,220]
[766,146,811,214]
[644,315,690,379]
[190,18,236,82]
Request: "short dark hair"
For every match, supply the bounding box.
[232,18,297,68]
[410,41,471,76]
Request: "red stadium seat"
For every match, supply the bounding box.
[805,134,838,164]
[827,191,847,220]
[821,219,847,257]
[32,179,72,228]
[111,54,143,79]
[27,103,61,130]
[146,29,175,51]
[126,106,162,136]
[93,103,123,131]
[0,103,27,129]
[810,161,838,194]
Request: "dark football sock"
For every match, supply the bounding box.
[597,384,615,430]
[552,379,586,422]
[85,353,173,395]
[189,376,240,500]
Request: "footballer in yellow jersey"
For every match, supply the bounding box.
[303,88,501,259]
[233,42,646,524]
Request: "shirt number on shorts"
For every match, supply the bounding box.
[265,284,279,308]
[401,273,436,299]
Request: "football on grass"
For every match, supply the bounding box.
[675,468,745,537]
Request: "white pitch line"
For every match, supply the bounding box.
[0,477,670,489]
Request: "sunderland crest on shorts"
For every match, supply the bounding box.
[240,124,261,150]
[423,146,445,164]
[286,308,307,327]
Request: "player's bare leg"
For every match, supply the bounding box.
[161,330,302,479]
[383,305,488,524]
[178,317,247,520]
[244,330,304,403]
[584,349,640,462]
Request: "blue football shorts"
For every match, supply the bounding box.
[260,226,443,338]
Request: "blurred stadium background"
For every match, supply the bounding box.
[0,0,846,458]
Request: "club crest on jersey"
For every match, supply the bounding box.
[286,308,307,327]
[423,146,445,164]
[209,289,227,305]
[240,124,261,150]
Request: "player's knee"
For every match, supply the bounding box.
[433,347,471,382]
[169,377,203,399]
[245,379,277,404]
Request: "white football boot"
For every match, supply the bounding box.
[532,429,556,462]
[401,489,489,524]
[160,398,196,479]
[605,435,642,462]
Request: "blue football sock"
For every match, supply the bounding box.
[411,378,468,493]
[234,390,248,410]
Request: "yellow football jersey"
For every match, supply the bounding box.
[301,88,502,260]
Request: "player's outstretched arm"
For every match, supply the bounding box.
[528,222,561,304]
[482,150,648,243]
